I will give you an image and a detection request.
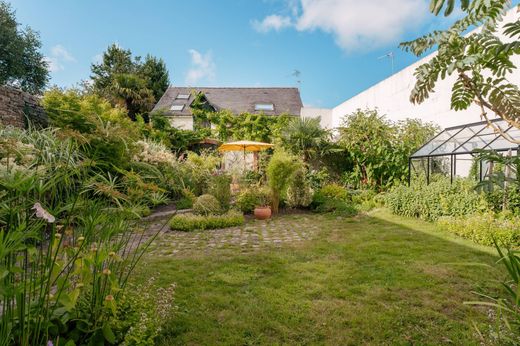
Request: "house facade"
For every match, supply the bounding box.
[152,86,303,130]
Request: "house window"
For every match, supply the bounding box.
[255,103,274,111]
[170,104,185,111]
[176,94,190,100]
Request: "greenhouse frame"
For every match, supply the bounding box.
[409,119,520,185]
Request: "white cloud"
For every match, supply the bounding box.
[253,0,428,51]
[44,44,75,72]
[51,44,76,62]
[252,14,293,33]
[185,49,216,85]
[43,57,61,73]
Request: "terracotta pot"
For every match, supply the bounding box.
[254,206,272,220]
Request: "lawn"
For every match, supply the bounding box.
[138,209,502,345]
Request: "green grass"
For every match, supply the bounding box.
[138,209,503,345]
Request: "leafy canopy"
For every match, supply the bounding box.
[400,0,520,143]
[91,44,170,120]
[0,1,48,93]
[338,109,438,189]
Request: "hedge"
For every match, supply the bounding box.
[169,210,244,231]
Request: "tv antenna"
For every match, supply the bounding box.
[290,69,301,85]
[377,52,395,74]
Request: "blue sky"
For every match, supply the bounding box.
[10,0,463,108]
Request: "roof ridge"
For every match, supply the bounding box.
[168,86,299,90]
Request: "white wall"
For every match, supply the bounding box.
[315,8,520,130]
[300,107,333,128]
[169,116,194,130]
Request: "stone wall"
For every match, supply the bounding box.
[0,85,48,128]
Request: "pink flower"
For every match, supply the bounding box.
[32,202,56,223]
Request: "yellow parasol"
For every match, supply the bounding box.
[218,140,274,171]
[218,140,274,153]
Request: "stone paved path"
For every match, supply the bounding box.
[147,214,322,257]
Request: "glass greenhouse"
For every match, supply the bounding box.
[409,119,520,184]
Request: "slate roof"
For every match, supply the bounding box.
[152,86,303,116]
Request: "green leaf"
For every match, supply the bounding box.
[102,324,116,344]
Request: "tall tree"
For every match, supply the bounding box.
[139,55,169,101]
[90,44,170,120]
[91,44,134,92]
[0,1,48,94]
[400,0,520,143]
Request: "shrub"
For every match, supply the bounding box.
[169,210,245,231]
[175,189,196,210]
[384,178,486,221]
[207,174,232,211]
[311,183,349,209]
[183,151,221,195]
[286,168,313,208]
[311,183,356,215]
[235,186,272,213]
[266,150,302,213]
[437,212,520,247]
[351,189,383,212]
[193,194,222,215]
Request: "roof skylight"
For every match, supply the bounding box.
[176,94,190,100]
[170,104,185,111]
[255,103,274,111]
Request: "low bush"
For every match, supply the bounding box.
[193,194,222,215]
[351,189,384,212]
[311,183,348,209]
[235,187,272,213]
[169,210,245,231]
[175,189,196,210]
[207,174,232,211]
[286,167,313,208]
[437,212,520,247]
[311,183,356,215]
[384,178,486,221]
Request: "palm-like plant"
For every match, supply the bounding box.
[109,73,155,121]
[281,117,331,162]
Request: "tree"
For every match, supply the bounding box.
[109,73,155,121]
[400,0,520,143]
[0,1,48,93]
[139,55,169,101]
[91,44,134,92]
[281,116,332,163]
[90,44,170,120]
[338,109,437,189]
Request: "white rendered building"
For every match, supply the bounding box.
[303,8,520,130]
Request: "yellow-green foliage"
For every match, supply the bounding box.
[193,194,222,216]
[385,178,486,221]
[266,150,301,212]
[235,186,272,213]
[169,210,244,231]
[437,212,520,247]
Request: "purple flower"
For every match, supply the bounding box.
[47,341,54,346]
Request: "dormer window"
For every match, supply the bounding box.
[176,94,190,100]
[170,104,185,111]
[255,103,274,111]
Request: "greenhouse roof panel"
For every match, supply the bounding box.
[411,119,519,158]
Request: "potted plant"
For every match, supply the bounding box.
[254,187,272,220]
